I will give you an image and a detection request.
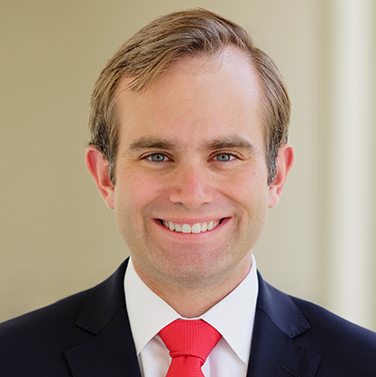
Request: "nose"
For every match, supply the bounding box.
[168,163,214,208]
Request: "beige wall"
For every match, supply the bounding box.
[1,0,375,330]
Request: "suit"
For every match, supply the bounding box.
[0,258,375,376]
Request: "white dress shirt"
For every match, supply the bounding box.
[124,255,259,377]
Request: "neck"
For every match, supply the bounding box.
[133,253,253,318]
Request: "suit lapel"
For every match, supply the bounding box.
[62,261,321,377]
[246,273,321,377]
[64,259,142,377]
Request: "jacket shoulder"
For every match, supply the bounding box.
[291,295,376,345]
[0,260,129,376]
[291,295,376,374]
[0,288,93,375]
[256,274,376,376]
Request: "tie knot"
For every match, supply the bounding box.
[159,319,221,362]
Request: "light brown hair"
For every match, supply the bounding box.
[89,8,290,185]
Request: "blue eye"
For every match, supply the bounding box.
[147,153,168,162]
[215,153,233,161]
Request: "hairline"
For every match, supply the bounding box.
[104,46,272,185]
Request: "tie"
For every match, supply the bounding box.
[158,319,221,377]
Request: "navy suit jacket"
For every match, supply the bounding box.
[1,258,376,376]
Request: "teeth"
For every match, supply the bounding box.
[161,220,222,233]
[191,223,201,233]
[182,224,191,233]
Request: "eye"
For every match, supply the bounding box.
[214,153,235,162]
[146,153,169,163]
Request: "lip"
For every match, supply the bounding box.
[157,217,225,225]
[154,217,231,237]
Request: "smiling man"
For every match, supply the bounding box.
[0,8,375,377]
[86,45,289,321]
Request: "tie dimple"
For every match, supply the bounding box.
[159,319,221,377]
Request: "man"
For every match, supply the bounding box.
[0,8,375,377]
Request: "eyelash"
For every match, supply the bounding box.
[143,152,239,164]
[214,153,236,162]
[145,153,170,163]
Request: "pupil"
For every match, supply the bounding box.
[152,154,164,162]
[218,154,229,161]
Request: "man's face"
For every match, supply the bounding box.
[103,47,283,292]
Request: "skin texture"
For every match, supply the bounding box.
[86,46,294,317]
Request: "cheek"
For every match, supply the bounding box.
[229,184,269,243]
[224,170,269,208]
[113,171,165,219]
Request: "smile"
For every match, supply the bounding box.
[160,219,223,233]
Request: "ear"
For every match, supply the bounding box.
[268,142,294,208]
[85,146,115,210]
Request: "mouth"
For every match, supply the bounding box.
[158,218,226,234]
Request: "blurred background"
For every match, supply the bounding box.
[1,0,375,330]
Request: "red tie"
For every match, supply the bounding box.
[158,319,221,377]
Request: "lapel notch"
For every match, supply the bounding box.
[246,273,321,377]
[64,259,142,377]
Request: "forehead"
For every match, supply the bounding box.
[115,46,265,149]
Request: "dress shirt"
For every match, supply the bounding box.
[124,255,258,377]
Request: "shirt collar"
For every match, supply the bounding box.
[201,255,258,363]
[124,255,258,364]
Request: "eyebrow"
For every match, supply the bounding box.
[128,135,256,153]
[128,138,177,151]
[207,137,256,152]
